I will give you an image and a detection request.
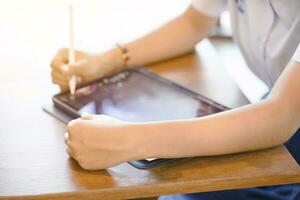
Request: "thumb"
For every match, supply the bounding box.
[60,61,85,77]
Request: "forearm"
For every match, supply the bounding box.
[125,6,217,67]
[135,99,298,159]
[133,61,300,159]
[103,6,218,71]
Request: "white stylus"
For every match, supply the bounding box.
[68,2,76,95]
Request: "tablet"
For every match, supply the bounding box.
[52,67,228,169]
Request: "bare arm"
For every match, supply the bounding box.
[104,6,218,69]
[51,6,218,90]
[63,5,300,169]
[136,61,300,159]
[65,61,300,170]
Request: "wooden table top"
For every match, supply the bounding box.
[0,1,299,199]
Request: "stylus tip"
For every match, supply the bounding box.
[69,75,76,95]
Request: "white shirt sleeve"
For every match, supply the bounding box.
[191,0,227,17]
[292,43,300,63]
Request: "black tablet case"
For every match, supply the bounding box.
[43,67,229,169]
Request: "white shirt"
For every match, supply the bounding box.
[192,0,300,88]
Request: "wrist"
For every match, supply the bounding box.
[131,121,191,159]
[91,48,124,80]
[105,47,125,70]
[123,124,145,161]
[107,43,134,70]
[122,123,154,161]
[127,122,169,160]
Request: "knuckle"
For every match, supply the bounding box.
[78,160,90,170]
[66,147,72,157]
[66,140,74,148]
[67,142,79,155]
[68,119,80,129]
[67,119,85,137]
[67,144,80,158]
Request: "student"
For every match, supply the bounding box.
[51,0,300,199]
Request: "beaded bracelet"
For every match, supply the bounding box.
[116,43,129,68]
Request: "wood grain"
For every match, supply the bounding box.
[1,147,299,200]
[0,1,299,199]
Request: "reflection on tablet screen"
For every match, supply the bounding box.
[57,71,222,122]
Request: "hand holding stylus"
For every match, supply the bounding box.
[50,2,126,91]
[51,48,118,92]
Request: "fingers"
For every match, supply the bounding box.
[67,118,81,132]
[66,146,78,160]
[76,76,82,84]
[50,48,85,69]
[60,64,70,75]
[60,61,86,78]
[65,120,81,159]
[59,63,84,91]
[50,48,68,71]
[65,132,73,157]
[66,147,72,157]
[59,85,69,92]
[51,68,82,91]
[51,70,68,84]
[52,71,67,83]
[51,71,69,91]
[50,49,69,88]
[50,48,84,88]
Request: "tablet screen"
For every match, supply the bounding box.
[54,69,225,164]
[55,70,223,122]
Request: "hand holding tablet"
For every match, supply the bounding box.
[52,68,228,169]
[65,114,136,170]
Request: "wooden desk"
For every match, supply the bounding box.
[1,42,300,199]
[0,1,299,199]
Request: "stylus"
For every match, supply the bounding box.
[68,2,76,96]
